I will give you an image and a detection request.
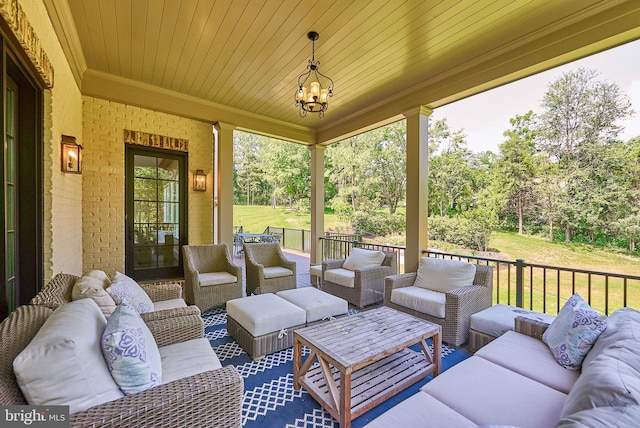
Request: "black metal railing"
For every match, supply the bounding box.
[270,229,639,316]
[423,250,640,316]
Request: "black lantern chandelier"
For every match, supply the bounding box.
[294,31,334,118]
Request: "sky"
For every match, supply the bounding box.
[432,39,640,154]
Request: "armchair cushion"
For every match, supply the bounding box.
[414,257,476,293]
[324,268,355,288]
[13,299,124,413]
[542,293,607,370]
[390,286,446,318]
[102,303,162,395]
[342,248,385,271]
[153,299,187,312]
[159,338,222,384]
[263,266,294,279]
[72,274,117,318]
[199,272,238,287]
[107,272,155,314]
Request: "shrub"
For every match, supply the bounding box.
[352,211,406,236]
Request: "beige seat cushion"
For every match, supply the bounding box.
[199,271,238,286]
[390,286,445,318]
[470,304,555,338]
[324,268,355,288]
[160,338,222,384]
[276,288,348,322]
[153,298,187,312]
[421,356,567,428]
[342,248,385,271]
[263,266,293,279]
[13,299,123,414]
[364,390,475,428]
[226,293,306,337]
[414,257,476,293]
[475,331,580,394]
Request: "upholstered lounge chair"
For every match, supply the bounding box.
[322,248,397,308]
[0,303,243,428]
[384,257,493,346]
[243,242,296,295]
[182,244,243,311]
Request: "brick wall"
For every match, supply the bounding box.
[82,97,214,276]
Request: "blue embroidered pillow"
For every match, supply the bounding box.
[101,303,162,394]
[542,293,607,370]
[106,272,154,314]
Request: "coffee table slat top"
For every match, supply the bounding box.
[295,306,440,370]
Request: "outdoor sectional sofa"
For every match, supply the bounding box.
[365,307,640,428]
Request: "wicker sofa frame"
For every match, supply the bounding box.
[243,242,297,295]
[30,273,201,347]
[182,244,243,311]
[0,304,243,428]
[384,264,493,346]
[321,251,398,308]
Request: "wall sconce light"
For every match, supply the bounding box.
[61,135,82,173]
[193,169,207,191]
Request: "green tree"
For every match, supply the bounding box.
[537,68,633,242]
[495,111,538,234]
[367,120,407,214]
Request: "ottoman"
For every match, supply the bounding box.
[276,287,348,324]
[469,304,555,352]
[227,293,306,359]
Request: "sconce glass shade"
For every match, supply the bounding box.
[194,169,207,191]
[61,135,82,173]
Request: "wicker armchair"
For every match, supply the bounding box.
[182,244,243,311]
[384,262,493,346]
[322,250,397,308]
[0,304,243,428]
[30,273,201,347]
[243,242,296,295]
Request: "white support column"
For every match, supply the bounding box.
[309,144,326,265]
[215,122,236,250]
[403,106,432,273]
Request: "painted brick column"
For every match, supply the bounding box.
[215,121,235,250]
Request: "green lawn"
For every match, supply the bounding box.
[234,205,639,314]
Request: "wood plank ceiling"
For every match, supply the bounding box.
[58,0,640,144]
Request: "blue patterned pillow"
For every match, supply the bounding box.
[101,303,162,394]
[542,293,607,370]
[106,272,154,314]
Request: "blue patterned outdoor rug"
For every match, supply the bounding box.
[203,307,470,428]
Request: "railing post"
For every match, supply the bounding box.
[516,258,524,308]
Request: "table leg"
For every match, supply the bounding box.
[433,331,442,376]
[339,371,351,428]
[293,338,302,389]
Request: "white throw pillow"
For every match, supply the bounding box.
[106,272,154,314]
[87,269,112,285]
[13,299,123,414]
[413,257,476,293]
[72,275,116,318]
[102,303,162,394]
[342,248,385,271]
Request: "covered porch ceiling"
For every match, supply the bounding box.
[46,0,640,145]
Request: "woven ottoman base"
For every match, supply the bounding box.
[227,314,305,359]
[469,329,497,353]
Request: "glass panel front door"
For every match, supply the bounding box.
[126,147,186,280]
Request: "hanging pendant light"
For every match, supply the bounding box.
[294,31,334,118]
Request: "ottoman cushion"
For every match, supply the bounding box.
[227,293,306,337]
[471,304,555,338]
[277,288,348,322]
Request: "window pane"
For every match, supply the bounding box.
[134,155,157,178]
[134,177,158,201]
[135,246,157,268]
[134,201,157,223]
[159,180,179,202]
[158,202,179,223]
[158,158,179,180]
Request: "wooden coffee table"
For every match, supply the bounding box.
[293,306,441,428]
